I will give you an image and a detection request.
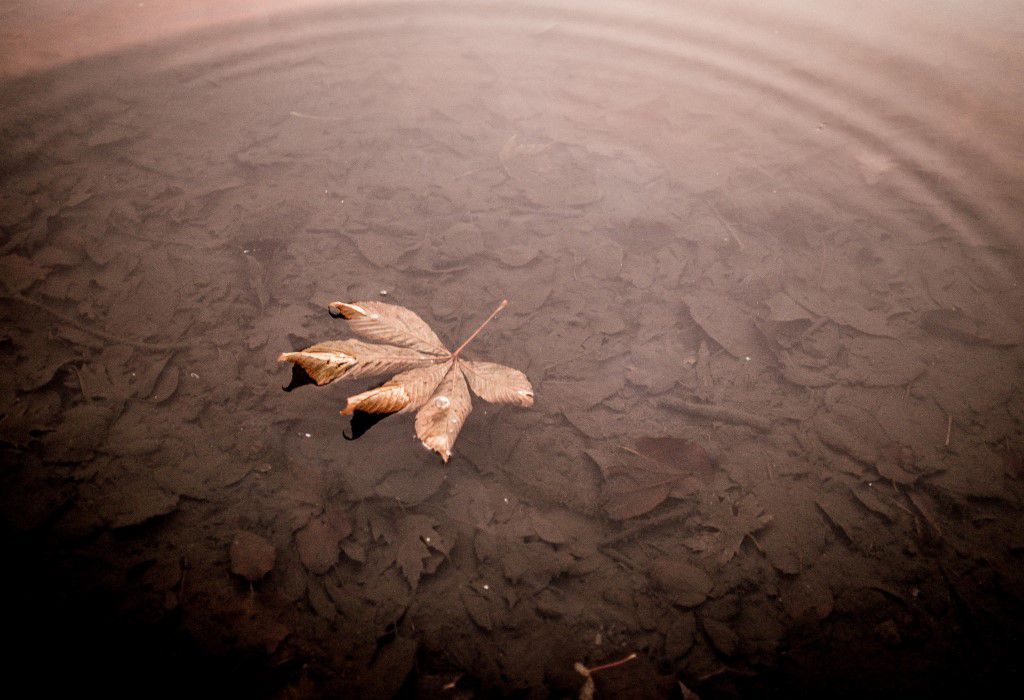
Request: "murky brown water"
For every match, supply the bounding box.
[2,1,1023,697]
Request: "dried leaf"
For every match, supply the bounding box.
[694,340,714,402]
[148,365,180,403]
[784,282,896,337]
[851,486,895,521]
[341,361,451,415]
[280,299,533,461]
[230,531,275,582]
[42,404,114,463]
[906,490,943,538]
[665,613,697,659]
[678,679,702,700]
[388,514,447,589]
[375,466,446,504]
[813,416,878,466]
[366,637,418,697]
[293,506,351,574]
[575,666,595,700]
[0,254,47,293]
[690,493,772,565]
[599,437,712,520]
[922,308,1023,346]
[76,363,129,402]
[500,133,548,166]
[415,364,472,463]
[132,354,172,399]
[528,508,569,544]
[34,245,80,268]
[685,289,767,361]
[18,346,78,391]
[245,255,270,308]
[701,617,739,656]
[75,346,150,402]
[816,492,871,544]
[876,443,920,484]
[461,360,535,406]
[764,291,814,322]
[839,336,926,386]
[279,339,436,385]
[0,390,61,446]
[328,300,448,355]
[460,588,494,630]
[780,571,834,620]
[500,135,603,208]
[647,557,713,607]
[103,409,164,456]
[98,475,179,528]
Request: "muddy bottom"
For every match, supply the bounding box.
[2,1,1023,697]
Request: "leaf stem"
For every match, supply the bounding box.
[585,652,638,674]
[452,299,508,358]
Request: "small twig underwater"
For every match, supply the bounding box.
[659,397,771,432]
[289,110,346,121]
[9,293,190,352]
[583,653,638,674]
[599,504,697,547]
[574,653,638,700]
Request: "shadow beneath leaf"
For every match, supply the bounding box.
[282,364,316,392]
[344,410,394,440]
[282,369,393,439]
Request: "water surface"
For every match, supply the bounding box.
[1,1,1022,696]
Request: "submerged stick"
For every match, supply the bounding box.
[599,504,697,547]
[9,293,189,352]
[584,653,638,674]
[289,110,346,121]
[659,397,772,432]
[575,652,638,699]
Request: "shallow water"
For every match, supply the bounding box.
[2,0,1023,696]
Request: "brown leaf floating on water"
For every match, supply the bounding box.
[461,359,536,404]
[329,300,449,355]
[279,298,533,461]
[342,362,452,416]
[279,338,435,385]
